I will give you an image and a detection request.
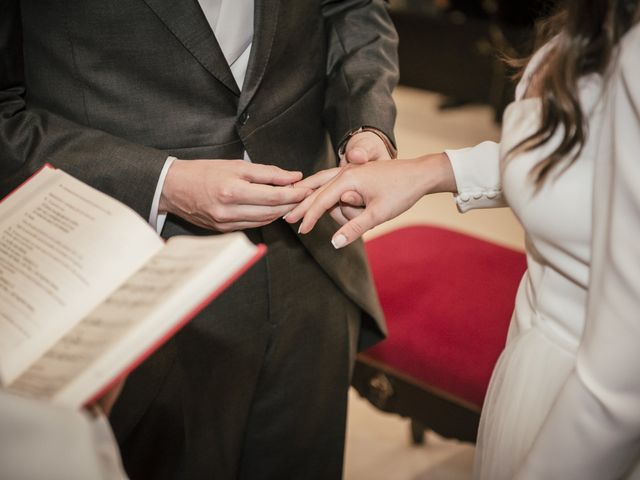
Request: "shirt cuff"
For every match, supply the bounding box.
[149,156,176,234]
[445,141,505,213]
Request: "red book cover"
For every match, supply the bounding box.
[0,163,267,407]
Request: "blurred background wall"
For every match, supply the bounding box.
[389,0,553,120]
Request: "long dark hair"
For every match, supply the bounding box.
[509,0,640,186]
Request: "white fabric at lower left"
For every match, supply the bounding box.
[0,391,127,480]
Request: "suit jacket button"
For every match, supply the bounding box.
[239,111,250,126]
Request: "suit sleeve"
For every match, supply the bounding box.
[0,0,167,219]
[514,26,640,480]
[321,0,399,151]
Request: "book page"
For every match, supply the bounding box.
[8,234,259,407]
[0,167,163,384]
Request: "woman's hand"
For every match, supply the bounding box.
[286,153,457,248]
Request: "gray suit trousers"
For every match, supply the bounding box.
[110,221,360,479]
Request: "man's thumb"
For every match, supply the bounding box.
[345,146,369,165]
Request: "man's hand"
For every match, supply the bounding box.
[340,131,392,167]
[159,159,312,232]
[332,130,394,223]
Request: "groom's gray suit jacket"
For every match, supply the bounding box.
[1,0,399,476]
[1,0,398,349]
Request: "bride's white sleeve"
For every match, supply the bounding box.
[445,141,505,212]
[445,41,557,215]
[515,26,640,480]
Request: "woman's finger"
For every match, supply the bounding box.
[283,187,323,223]
[294,168,341,190]
[297,181,350,234]
[330,207,381,249]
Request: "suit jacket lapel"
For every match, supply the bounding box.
[238,0,280,113]
[143,0,240,96]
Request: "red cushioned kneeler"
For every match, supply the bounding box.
[351,225,526,443]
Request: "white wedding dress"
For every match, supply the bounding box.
[445,24,640,479]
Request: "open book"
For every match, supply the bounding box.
[0,165,265,408]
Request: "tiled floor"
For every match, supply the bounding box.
[343,86,525,480]
[345,390,476,480]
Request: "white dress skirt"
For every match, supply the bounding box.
[445,25,640,479]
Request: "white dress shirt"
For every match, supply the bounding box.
[0,391,127,479]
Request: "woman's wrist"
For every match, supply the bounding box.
[415,152,458,195]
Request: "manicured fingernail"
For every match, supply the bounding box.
[332,234,347,249]
[283,211,291,220]
[298,225,303,234]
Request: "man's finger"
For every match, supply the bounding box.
[213,220,283,232]
[225,203,300,222]
[328,204,349,226]
[294,168,341,190]
[338,204,363,221]
[343,131,391,165]
[244,163,303,186]
[340,191,364,206]
[345,147,369,165]
[227,182,311,206]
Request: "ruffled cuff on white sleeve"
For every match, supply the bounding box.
[445,141,505,213]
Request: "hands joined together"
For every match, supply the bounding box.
[160,132,457,248]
